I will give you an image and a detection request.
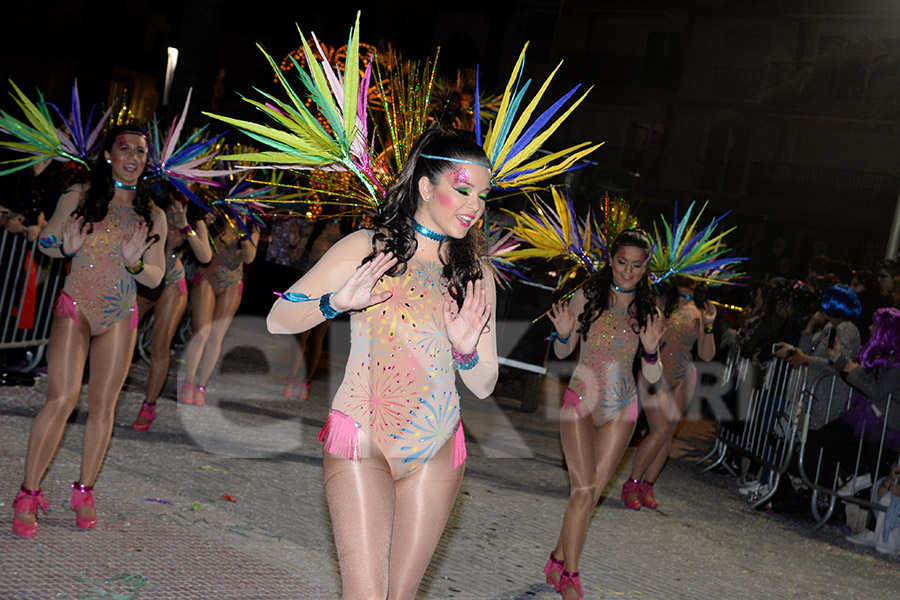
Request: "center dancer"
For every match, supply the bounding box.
[268,128,497,599]
[545,229,662,600]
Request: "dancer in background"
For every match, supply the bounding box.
[544,230,661,600]
[622,276,716,510]
[13,125,166,536]
[131,185,212,430]
[181,210,259,406]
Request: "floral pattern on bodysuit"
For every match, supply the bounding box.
[198,238,243,295]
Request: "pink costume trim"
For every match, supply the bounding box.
[317,410,360,461]
[191,272,203,286]
[53,291,81,326]
[129,302,139,331]
[176,278,188,296]
[452,421,467,469]
[238,281,244,296]
[690,365,698,387]
[562,388,582,417]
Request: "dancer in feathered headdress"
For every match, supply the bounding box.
[206,11,602,597]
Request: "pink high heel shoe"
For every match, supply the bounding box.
[298,381,311,401]
[193,385,207,407]
[282,377,298,399]
[543,551,564,591]
[558,570,583,599]
[179,382,195,404]
[12,485,49,538]
[639,480,658,509]
[71,481,97,530]
[131,402,157,431]
[621,478,642,510]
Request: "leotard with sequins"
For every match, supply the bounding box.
[197,238,243,296]
[60,204,140,335]
[660,303,701,386]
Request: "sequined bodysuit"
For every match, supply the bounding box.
[161,208,186,292]
[196,237,243,296]
[568,300,640,426]
[330,258,461,480]
[60,204,140,335]
[660,302,701,386]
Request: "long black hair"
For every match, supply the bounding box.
[369,127,489,306]
[662,275,708,318]
[73,124,154,228]
[578,229,655,339]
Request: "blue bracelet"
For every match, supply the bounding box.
[545,331,570,344]
[455,351,479,371]
[318,293,343,319]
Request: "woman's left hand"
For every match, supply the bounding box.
[170,199,189,230]
[787,348,811,368]
[444,279,491,355]
[639,311,662,353]
[121,221,157,267]
[701,300,717,326]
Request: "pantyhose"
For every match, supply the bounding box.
[184,280,242,388]
[136,284,188,412]
[629,373,696,483]
[323,432,463,600]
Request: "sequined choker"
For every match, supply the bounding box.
[113,179,137,191]
[612,283,636,294]
[413,219,446,242]
[679,292,693,300]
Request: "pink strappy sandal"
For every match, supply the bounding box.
[71,481,97,530]
[621,478,642,510]
[558,570,583,599]
[12,485,49,537]
[639,479,658,509]
[543,551,565,591]
[131,402,156,431]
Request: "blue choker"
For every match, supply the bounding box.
[612,283,636,294]
[113,179,137,191]
[413,219,446,242]
[679,292,693,300]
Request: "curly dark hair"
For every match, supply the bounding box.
[662,275,708,318]
[578,229,655,339]
[368,127,489,306]
[72,125,154,229]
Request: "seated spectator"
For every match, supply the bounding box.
[846,456,900,555]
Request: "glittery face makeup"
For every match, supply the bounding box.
[417,164,491,240]
[611,246,648,292]
[105,133,148,186]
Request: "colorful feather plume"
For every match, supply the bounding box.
[649,202,746,286]
[478,44,603,189]
[0,80,92,175]
[600,192,639,246]
[483,217,527,288]
[203,11,384,210]
[45,79,113,165]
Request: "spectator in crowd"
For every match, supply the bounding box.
[876,258,900,295]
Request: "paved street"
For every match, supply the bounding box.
[1,315,898,599]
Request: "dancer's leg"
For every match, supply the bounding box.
[323,446,395,600]
[184,280,215,384]
[143,284,188,405]
[76,318,137,521]
[629,379,679,480]
[196,284,242,387]
[554,411,634,589]
[643,376,695,483]
[387,440,463,600]
[21,315,91,499]
[305,320,331,381]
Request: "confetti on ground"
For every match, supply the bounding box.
[144,498,171,504]
[201,465,229,473]
[223,494,237,503]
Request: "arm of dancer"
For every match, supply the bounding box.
[640,308,663,384]
[696,301,717,362]
[37,184,85,258]
[239,225,260,263]
[456,265,499,399]
[549,290,584,359]
[187,219,213,264]
[131,204,167,288]
[267,229,376,334]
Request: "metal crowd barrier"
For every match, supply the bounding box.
[796,374,896,530]
[701,353,809,510]
[0,228,67,370]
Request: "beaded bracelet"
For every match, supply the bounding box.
[125,259,144,275]
[451,347,479,370]
[545,331,570,344]
[641,348,659,364]
[61,245,77,259]
[704,325,714,334]
[181,224,196,237]
[318,293,343,320]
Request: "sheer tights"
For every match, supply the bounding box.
[184,280,241,388]
[630,375,696,484]
[20,312,136,522]
[137,284,188,407]
[552,407,635,588]
[323,434,463,600]
[288,321,331,381]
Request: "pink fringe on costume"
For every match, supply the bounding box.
[452,421,467,469]
[53,291,81,325]
[129,302,139,331]
[176,278,188,296]
[191,272,203,286]
[318,410,360,461]
[690,365,698,387]
[238,281,244,296]
[561,388,582,417]
[627,398,638,423]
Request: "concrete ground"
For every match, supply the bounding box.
[1,315,898,599]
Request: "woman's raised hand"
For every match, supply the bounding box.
[443,279,491,355]
[548,300,576,339]
[170,199,189,229]
[640,311,662,352]
[701,300,717,325]
[61,214,90,255]
[330,251,398,313]
[121,221,157,266]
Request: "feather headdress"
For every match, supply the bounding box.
[649,202,745,286]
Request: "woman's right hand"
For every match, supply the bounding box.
[548,300,576,339]
[62,214,89,255]
[329,251,398,313]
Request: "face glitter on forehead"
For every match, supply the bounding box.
[450,167,470,185]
